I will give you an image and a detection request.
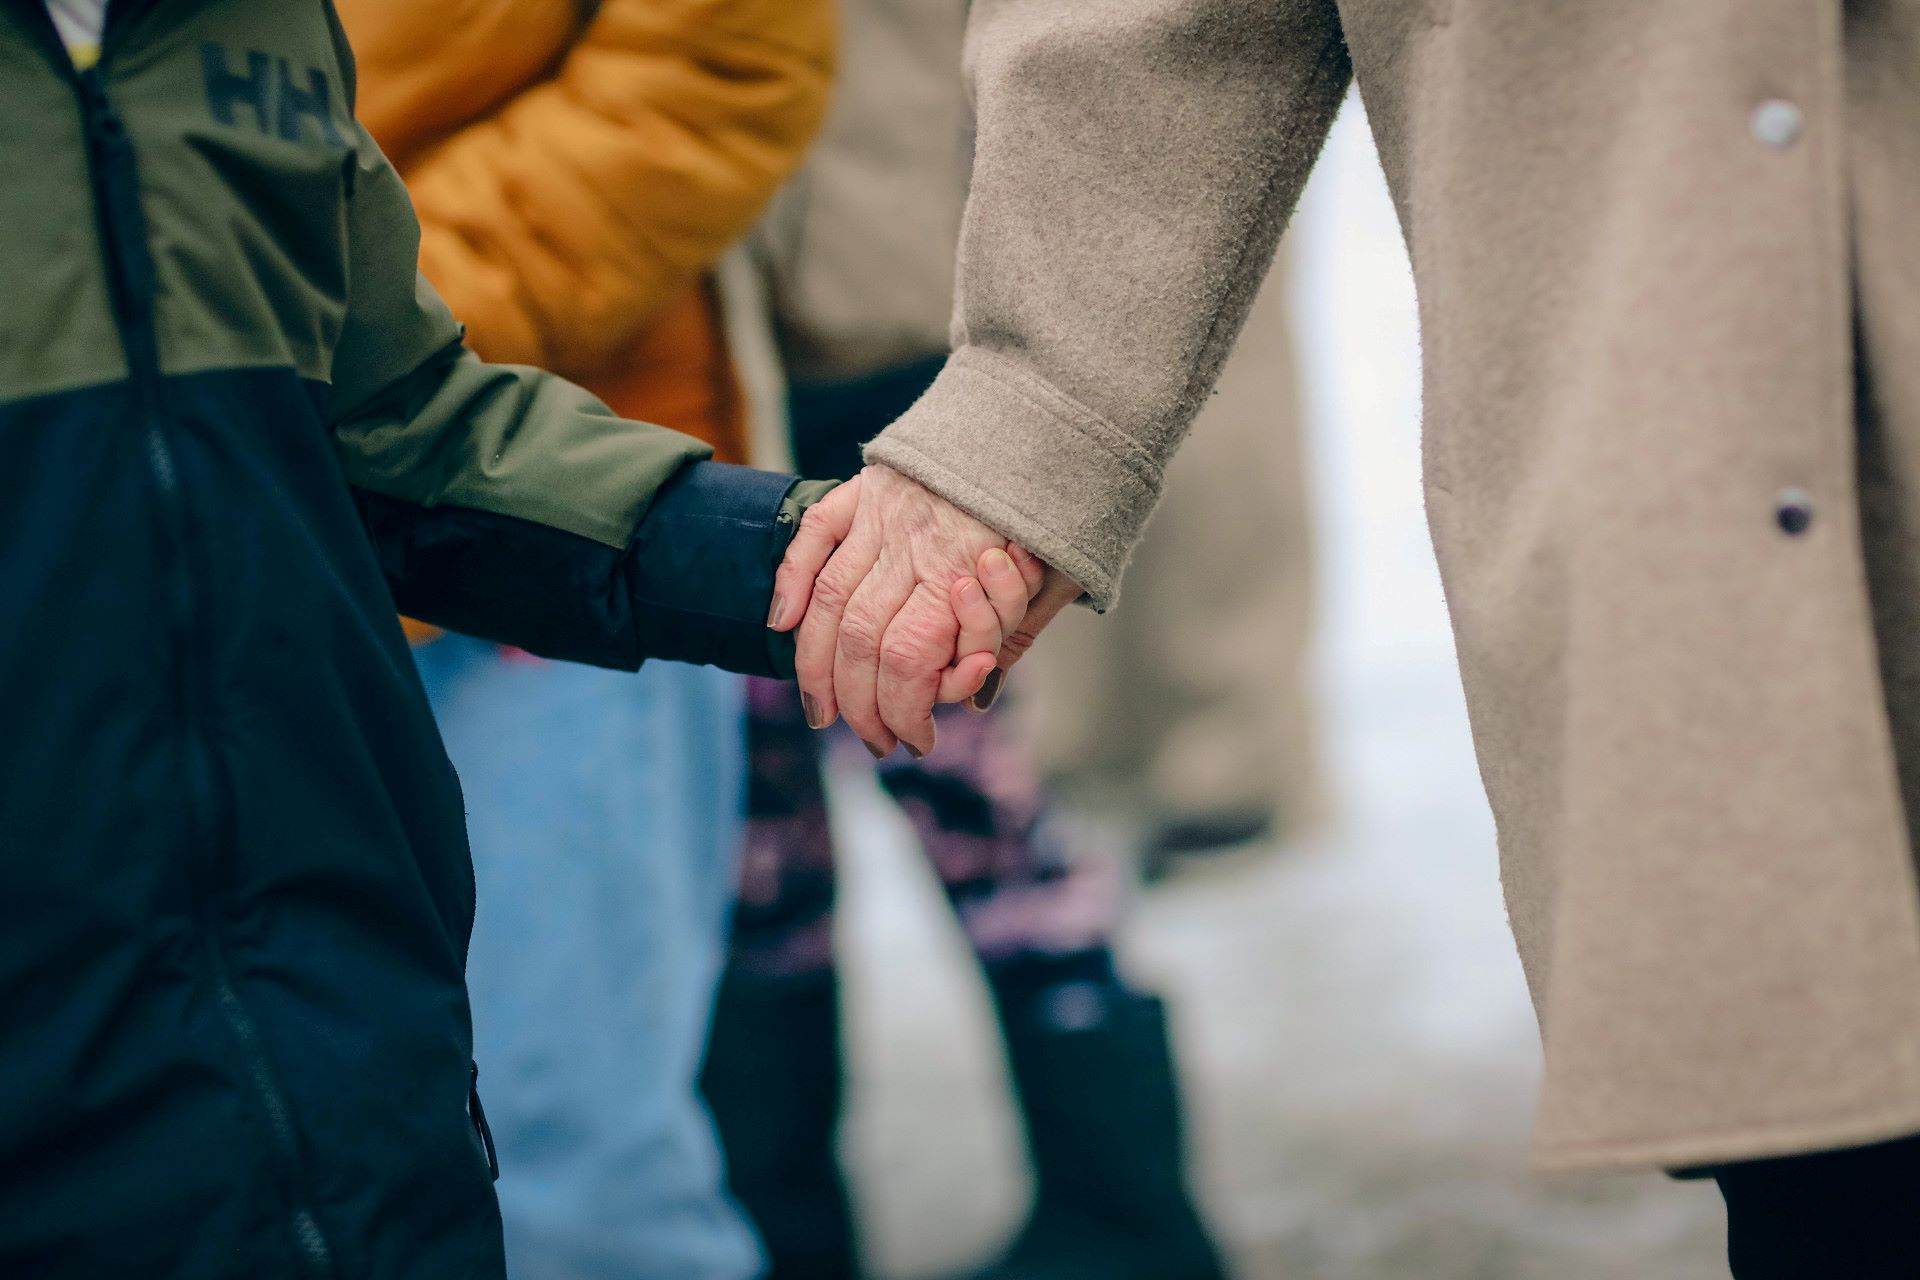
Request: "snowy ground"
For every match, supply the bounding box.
[824,101,1731,1280]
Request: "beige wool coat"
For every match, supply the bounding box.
[867,0,1920,1171]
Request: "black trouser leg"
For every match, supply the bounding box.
[1707,1132,1920,1279]
[701,970,861,1280]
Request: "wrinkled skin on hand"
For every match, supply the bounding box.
[769,465,1081,757]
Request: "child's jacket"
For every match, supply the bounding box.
[0,2,824,1274]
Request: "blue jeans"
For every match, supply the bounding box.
[414,635,760,1280]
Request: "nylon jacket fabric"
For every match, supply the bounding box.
[0,1,816,1273]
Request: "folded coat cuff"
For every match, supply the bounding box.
[625,462,837,680]
[862,349,1164,610]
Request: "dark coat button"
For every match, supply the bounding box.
[1776,487,1813,535]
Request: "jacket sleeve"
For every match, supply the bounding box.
[326,115,832,679]
[862,0,1351,609]
[396,0,835,375]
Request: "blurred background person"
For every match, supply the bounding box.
[697,5,1230,1279]
[1022,257,1325,883]
[337,2,833,1276]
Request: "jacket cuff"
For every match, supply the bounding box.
[625,462,837,679]
[862,350,1163,610]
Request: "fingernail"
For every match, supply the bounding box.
[863,739,891,760]
[766,594,789,630]
[905,743,928,760]
[957,578,984,604]
[1010,544,1038,566]
[970,667,1007,712]
[801,693,828,729]
[983,549,1016,579]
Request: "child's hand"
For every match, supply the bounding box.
[946,539,1049,707]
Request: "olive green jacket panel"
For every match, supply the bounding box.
[1,0,724,555]
[324,112,715,552]
[109,1,352,384]
[0,13,126,401]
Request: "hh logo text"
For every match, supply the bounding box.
[200,44,342,145]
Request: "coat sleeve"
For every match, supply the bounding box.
[862,0,1351,609]
[326,114,832,679]
[395,0,835,375]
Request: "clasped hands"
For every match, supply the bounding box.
[769,464,1082,758]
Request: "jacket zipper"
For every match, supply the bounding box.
[468,1062,501,1182]
[28,9,339,1276]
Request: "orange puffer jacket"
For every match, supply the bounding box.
[339,0,835,463]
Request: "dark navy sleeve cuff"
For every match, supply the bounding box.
[624,462,838,680]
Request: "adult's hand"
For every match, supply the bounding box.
[771,465,1081,757]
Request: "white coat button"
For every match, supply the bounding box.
[1752,99,1803,149]
[1776,487,1814,536]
